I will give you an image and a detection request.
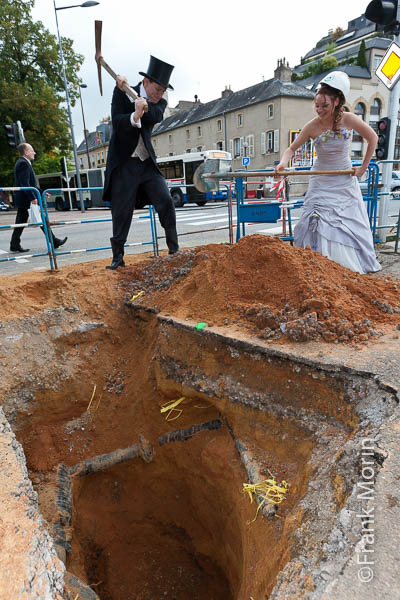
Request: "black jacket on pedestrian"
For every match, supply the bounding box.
[14,157,38,208]
[103,82,166,206]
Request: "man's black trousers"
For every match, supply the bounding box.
[109,157,179,256]
[10,207,58,249]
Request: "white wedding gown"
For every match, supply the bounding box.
[293,128,381,274]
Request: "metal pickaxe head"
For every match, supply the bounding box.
[94,19,143,106]
[95,20,104,95]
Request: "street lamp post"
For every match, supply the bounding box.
[53,0,99,212]
[79,83,91,169]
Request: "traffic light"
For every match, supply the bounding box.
[4,123,18,147]
[366,0,398,33]
[376,117,391,160]
[60,157,68,180]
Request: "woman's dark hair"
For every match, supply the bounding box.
[315,83,346,130]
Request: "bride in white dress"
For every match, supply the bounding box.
[276,71,381,274]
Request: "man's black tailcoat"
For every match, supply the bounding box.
[103,82,166,208]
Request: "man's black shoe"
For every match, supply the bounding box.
[10,246,29,253]
[106,257,125,270]
[54,237,68,249]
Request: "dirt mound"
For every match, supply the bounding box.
[121,235,400,343]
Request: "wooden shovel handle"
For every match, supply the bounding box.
[275,169,355,176]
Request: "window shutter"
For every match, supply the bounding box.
[240,137,244,156]
[261,132,266,155]
[247,135,255,158]
[274,129,280,153]
[229,139,233,157]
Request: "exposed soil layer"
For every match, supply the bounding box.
[0,236,399,600]
[120,235,400,344]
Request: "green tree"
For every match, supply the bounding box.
[321,56,339,72]
[356,40,368,68]
[0,0,84,182]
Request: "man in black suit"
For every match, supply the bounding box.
[103,55,179,270]
[10,143,67,253]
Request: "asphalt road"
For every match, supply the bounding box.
[0,198,398,276]
[0,202,284,275]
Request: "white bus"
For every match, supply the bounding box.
[157,150,232,207]
[37,168,107,210]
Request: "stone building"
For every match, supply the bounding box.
[292,14,395,159]
[77,120,112,171]
[152,60,315,172]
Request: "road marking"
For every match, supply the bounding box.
[185,217,236,226]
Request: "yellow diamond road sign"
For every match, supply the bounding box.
[375,41,400,89]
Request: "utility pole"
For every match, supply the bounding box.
[366,0,400,241]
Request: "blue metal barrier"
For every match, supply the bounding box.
[235,163,379,243]
[0,187,56,269]
[41,187,157,263]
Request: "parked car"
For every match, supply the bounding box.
[0,200,10,212]
[359,170,400,198]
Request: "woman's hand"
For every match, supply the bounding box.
[353,165,367,178]
[274,162,287,175]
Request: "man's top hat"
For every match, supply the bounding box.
[139,55,174,90]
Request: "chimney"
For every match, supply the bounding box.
[221,85,234,98]
[274,58,292,83]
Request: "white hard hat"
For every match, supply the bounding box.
[317,71,350,100]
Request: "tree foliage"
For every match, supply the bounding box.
[0,0,84,182]
[321,56,339,71]
[356,40,368,68]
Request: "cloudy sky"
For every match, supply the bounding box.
[32,0,372,146]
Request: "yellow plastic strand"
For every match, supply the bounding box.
[160,397,186,421]
[95,392,103,410]
[86,384,97,411]
[129,290,145,302]
[243,477,289,523]
[160,397,214,421]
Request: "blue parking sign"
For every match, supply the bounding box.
[242,156,250,167]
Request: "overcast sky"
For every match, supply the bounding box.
[31,0,371,146]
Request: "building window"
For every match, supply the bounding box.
[79,158,84,168]
[186,129,190,139]
[101,151,104,163]
[217,119,222,132]
[354,102,366,121]
[197,146,203,152]
[197,126,202,137]
[168,134,172,144]
[186,148,191,153]
[370,98,381,117]
[267,104,274,118]
[233,138,241,158]
[374,55,384,71]
[216,141,224,150]
[267,130,274,152]
[237,113,243,127]
[153,138,157,146]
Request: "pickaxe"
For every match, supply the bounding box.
[95,20,148,111]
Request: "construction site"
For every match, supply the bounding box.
[1,234,400,600]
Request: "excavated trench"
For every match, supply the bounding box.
[1,294,399,600]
